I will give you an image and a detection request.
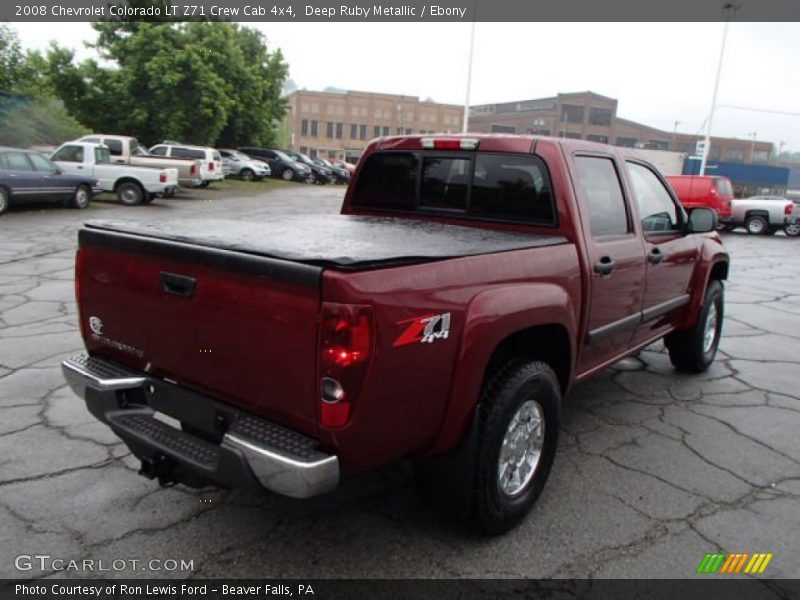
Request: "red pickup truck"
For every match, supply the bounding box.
[63,135,729,533]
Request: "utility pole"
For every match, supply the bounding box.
[749,131,756,162]
[672,120,681,149]
[462,20,476,133]
[700,3,740,175]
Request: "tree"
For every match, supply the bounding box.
[1,25,88,147]
[48,22,288,147]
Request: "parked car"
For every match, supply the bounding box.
[729,196,799,236]
[285,151,333,185]
[313,157,350,184]
[63,134,728,534]
[78,135,203,189]
[666,175,734,226]
[218,149,271,181]
[0,146,101,215]
[333,160,357,176]
[239,147,311,182]
[149,143,223,187]
[51,142,179,206]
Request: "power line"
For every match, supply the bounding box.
[716,104,800,118]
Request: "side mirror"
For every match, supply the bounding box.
[687,207,718,233]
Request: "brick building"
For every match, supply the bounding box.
[285,89,463,162]
[469,91,773,163]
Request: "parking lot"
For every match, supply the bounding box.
[1,184,799,580]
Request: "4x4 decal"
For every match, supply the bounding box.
[393,312,451,347]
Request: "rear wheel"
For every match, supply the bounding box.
[117,181,144,206]
[470,359,560,534]
[281,168,295,181]
[0,187,9,214]
[240,168,255,182]
[71,185,91,209]
[666,280,724,373]
[746,215,769,235]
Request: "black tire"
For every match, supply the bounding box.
[71,184,91,209]
[0,186,10,214]
[666,279,724,373]
[785,223,800,237]
[281,168,295,181]
[198,181,210,188]
[240,168,255,182]
[470,359,560,535]
[117,181,144,206]
[745,215,769,235]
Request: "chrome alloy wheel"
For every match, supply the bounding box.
[703,302,719,354]
[497,399,545,497]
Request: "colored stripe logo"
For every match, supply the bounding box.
[697,552,773,574]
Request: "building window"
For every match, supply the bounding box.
[647,140,669,150]
[527,128,550,136]
[310,121,318,137]
[350,124,357,139]
[560,131,582,139]
[405,128,412,135]
[753,150,769,163]
[588,107,612,126]
[301,119,308,136]
[374,125,381,137]
[359,124,367,140]
[326,122,334,138]
[561,104,585,124]
[587,134,609,144]
[382,126,390,136]
[490,124,516,133]
[336,123,343,139]
[616,137,638,148]
[726,147,745,161]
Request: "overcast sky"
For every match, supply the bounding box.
[12,21,800,151]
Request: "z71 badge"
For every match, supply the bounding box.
[393,312,451,347]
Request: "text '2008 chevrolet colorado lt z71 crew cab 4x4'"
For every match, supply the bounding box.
[62,134,729,533]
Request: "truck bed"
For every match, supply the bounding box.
[84,215,568,270]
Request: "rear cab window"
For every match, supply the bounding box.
[351,151,556,225]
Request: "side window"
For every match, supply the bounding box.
[150,146,168,156]
[574,156,630,238]
[52,145,84,163]
[627,162,681,233]
[4,152,34,171]
[29,154,55,172]
[105,139,123,156]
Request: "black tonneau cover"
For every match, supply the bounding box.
[85,215,567,269]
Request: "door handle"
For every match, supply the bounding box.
[76,165,84,169]
[648,247,665,264]
[160,272,197,298]
[594,255,616,276]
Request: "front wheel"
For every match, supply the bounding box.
[71,185,91,209]
[281,168,295,181]
[470,360,560,534]
[117,182,144,206]
[666,280,724,373]
[746,215,768,235]
[240,168,255,182]
[0,187,9,214]
[785,223,800,237]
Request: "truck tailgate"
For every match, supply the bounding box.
[76,227,323,435]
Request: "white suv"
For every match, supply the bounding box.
[149,143,223,187]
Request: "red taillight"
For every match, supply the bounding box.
[191,164,197,175]
[318,303,373,429]
[159,172,167,183]
[785,204,793,216]
[420,138,479,150]
[209,161,215,171]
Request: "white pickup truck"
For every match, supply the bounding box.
[51,142,179,206]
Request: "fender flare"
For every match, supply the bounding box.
[428,282,577,455]
[681,243,730,330]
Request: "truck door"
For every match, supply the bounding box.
[624,160,698,346]
[569,153,647,373]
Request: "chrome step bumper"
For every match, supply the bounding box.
[62,354,339,499]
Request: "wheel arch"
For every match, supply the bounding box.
[113,177,144,191]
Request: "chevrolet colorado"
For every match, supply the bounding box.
[62,135,729,533]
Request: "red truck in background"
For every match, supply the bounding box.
[63,134,729,534]
[666,175,734,226]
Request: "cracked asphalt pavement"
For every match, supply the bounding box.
[1,186,799,580]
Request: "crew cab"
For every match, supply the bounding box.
[51,142,179,206]
[78,135,203,189]
[62,135,729,534]
[149,143,224,187]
